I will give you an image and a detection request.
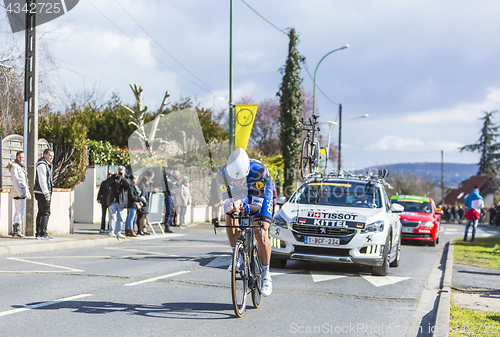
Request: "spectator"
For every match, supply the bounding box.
[457,205,465,224]
[463,186,484,242]
[489,205,497,226]
[496,203,500,227]
[162,165,175,233]
[136,169,155,235]
[209,176,222,225]
[450,205,457,223]
[7,151,31,237]
[106,166,129,239]
[97,171,113,233]
[125,174,144,237]
[34,149,54,240]
[444,205,452,222]
[480,208,486,225]
[177,176,190,227]
[171,170,180,227]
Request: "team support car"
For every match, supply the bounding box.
[390,195,442,246]
[269,173,404,276]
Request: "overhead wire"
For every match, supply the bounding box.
[87,0,218,95]
[114,0,224,97]
[239,0,340,113]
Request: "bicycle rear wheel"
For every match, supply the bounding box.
[310,142,320,174]
[231,240,248,317]
[250,246,262,308]
[300,137,311,179]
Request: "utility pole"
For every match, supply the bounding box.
[228,0,234,154]
[441,150,444,206]
[24,0,39,236]
[337,104,342,172]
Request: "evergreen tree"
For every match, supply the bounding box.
[277,28,305,197]
[460,110,500,175]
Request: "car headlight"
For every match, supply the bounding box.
[273,215,288,229]
[362,220,384,233]
[421,221,433,228]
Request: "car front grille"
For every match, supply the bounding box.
[292,224,356,236]
[294,245,351,256]
[402,221,420,228]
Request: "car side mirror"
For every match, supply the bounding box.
[391,203,404,213]
[276,196,287,206]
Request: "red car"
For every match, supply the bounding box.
[390,195,443,246]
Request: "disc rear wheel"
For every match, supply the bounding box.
[231,240,248,317]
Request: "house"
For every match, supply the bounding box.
[441,175,500,206]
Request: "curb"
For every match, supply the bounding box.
[0,233,186,256]
[435,240,454,337]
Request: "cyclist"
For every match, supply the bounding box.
[217,148,274,297]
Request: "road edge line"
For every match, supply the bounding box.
[435,240,453,337]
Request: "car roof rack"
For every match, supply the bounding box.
[304,170,393,189]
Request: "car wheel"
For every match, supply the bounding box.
[270,257,287,269]
[389,229,401,267]
[372,233,390,276]
[429,235,437,247]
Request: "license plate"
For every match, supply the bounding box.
[304,236,340,246]
[402,227,414,233]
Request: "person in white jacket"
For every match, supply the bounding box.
[7,151,31,237]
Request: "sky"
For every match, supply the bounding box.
[3,0,500,170]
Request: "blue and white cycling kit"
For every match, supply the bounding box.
[217,159,274,223]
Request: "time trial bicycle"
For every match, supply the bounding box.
[214,214,264,318]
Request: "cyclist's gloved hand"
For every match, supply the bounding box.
[242,203,250,215]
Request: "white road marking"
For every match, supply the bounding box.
[3,257,83,272]
[444,228,458,231]
[309,271,347,282]
[0,294,92,317]
[124,271,191,286]
[361,275,410,287]
[104,247,179,257]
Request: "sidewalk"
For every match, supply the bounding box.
[436,223,500,337]
[0,223,193,256]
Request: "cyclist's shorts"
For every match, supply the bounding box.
[254,179,273,224]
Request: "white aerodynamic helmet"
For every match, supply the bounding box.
[226,148,250,180]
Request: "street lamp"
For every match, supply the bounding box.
[312,44,349,116]
[338,107,369,172]
[323,121,338,174]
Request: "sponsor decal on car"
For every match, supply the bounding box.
[296,209,366,229]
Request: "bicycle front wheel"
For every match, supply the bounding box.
[300,137,311,179]
[250,246,262,308]
[231,240,248,317]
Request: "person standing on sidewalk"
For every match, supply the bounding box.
[177,176,190,227]
[97,171,113,233]
[463,186,484,243]
[162,165,175,233]
[34,149,54,240]
[125,174,145,237]
[136,169,155,235]
[106,166,129,239]
[7,151,31,237]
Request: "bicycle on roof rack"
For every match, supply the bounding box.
[213,214,264,318]
[298,114,321,180]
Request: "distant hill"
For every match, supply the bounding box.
[362,162,478,188]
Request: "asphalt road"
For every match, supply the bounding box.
[0,222,497,337]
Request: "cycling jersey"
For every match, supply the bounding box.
[217,159,274,223]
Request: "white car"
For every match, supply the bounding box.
[269,173,404,276]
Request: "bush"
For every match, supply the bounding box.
[38,112,88,188]
[87,139,130,166]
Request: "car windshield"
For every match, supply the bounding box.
[392,199,432,213]
[291,180,381,208]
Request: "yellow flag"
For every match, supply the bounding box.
[234,104,258,150]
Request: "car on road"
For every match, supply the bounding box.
[269,172,404,276]
[390,195,442,246]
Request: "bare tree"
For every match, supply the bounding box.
[387,172,441,201]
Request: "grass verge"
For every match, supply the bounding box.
[453,237,500,269]
[449,303,500,336]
